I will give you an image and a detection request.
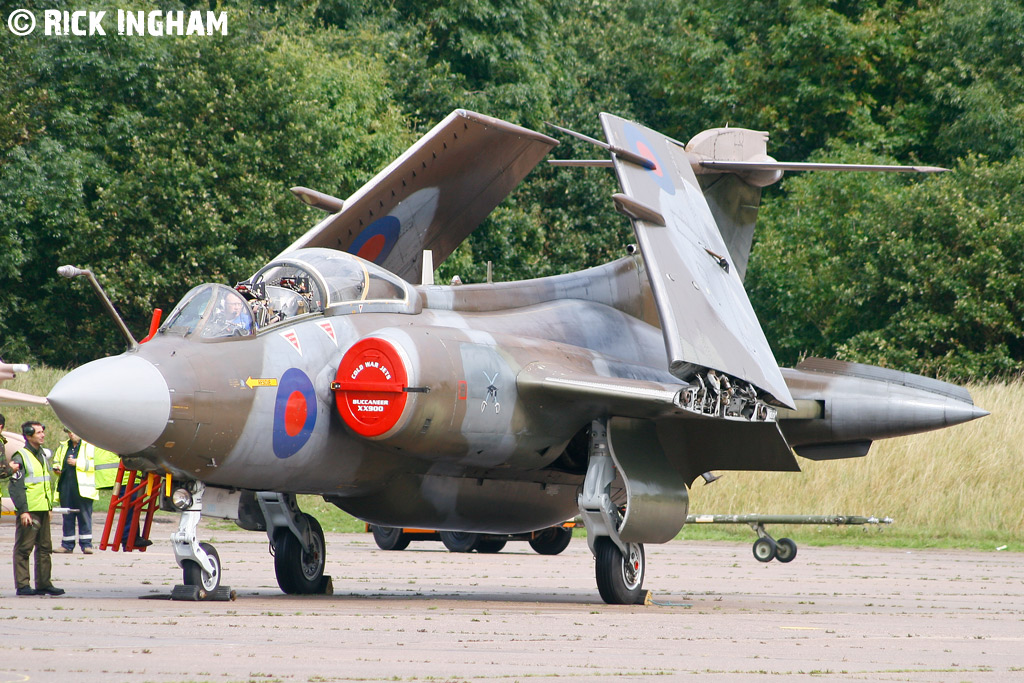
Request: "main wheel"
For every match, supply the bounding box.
[475,538,507,553]
[440,531,479,553]
[182,542,221,592]
[752,537,777,562]
[594,537,645,605]
[529,526,573,555]
[371,525,411,551]
[274,514,327,594]
[775,537,798,563]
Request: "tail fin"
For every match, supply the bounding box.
[685,127,947,281]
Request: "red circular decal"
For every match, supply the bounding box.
[284,391,308,437]
[334,337,410,437]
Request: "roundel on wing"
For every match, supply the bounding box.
[349,216,400,265]
[272,368,317,459]
[623,122,675,195]
[333,337,409,438]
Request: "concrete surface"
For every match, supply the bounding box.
[0,515,1021,682]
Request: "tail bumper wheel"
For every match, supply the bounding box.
[371,525,411,551]
[529,526,573,555]
[274,513,327,594]
[182,542,221,593]
[594,537,645,605]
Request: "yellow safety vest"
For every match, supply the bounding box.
[18,447,55,512]
[53,439,100,501]
[92,447,121,489]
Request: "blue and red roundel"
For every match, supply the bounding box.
[623,122,675,195]
[272,368,317,459]
[349,215,401,265]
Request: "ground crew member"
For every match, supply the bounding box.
[52,429,106,553]
[10,421,64,596]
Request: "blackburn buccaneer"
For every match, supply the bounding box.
[47,111,986,604]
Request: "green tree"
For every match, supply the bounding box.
[748,150,1024,380]
[1,1,409,364]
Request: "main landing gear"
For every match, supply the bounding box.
[578,422,647,605]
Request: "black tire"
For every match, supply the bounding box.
[371,525,410,551]
[752,537,777,563]
[475,538,507,553]
[775,537,798,563]
[439,531,479,553]
[529,526,573,555]
[182,542,221,592]
[274,514,327,594]
[594,537,645,605]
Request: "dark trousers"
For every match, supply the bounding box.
[13,511,53,590]
[61,498,94,549]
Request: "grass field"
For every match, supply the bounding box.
[4,368,1019,550]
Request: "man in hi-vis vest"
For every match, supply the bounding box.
[53,429,107,554]
[9,421,64,596]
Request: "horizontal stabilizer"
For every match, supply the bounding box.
[698,160,948,175]
[281,110,558,284]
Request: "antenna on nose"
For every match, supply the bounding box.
[58,265,139,351]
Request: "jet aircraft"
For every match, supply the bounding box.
[47,111,986,604]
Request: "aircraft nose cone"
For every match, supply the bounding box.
[48,355,170,454]
[945,400,989,427]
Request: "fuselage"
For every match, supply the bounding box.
[48,248,986,534]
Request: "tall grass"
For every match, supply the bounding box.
[4,368,1019,546]
[1,365,68,432]
[687,381,1022,547]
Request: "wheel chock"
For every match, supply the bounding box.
[170,584,236,601]
[318,575,333,595]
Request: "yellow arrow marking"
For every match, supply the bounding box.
[245,377,279,389]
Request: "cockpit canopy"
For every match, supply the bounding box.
[160,248,414,340]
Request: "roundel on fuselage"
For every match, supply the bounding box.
[272,368,317,459]
[623,122,675,195]
[334,337,409,438]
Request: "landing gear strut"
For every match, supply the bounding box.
[578,421,647,605]
[257,493,330,594]
[170,481,229,599]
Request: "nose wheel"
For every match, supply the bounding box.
[183,542,221,591]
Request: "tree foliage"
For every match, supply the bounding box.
[2,0,1023,381]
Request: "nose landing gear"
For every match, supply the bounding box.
[170,482,234,601]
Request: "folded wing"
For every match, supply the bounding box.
[281,110,558,284]
[600,114,794,409]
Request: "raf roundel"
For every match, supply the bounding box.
[623,122,675,195]
[333,338,410,438]
[272,368,317,459]
[349,215,401,265]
